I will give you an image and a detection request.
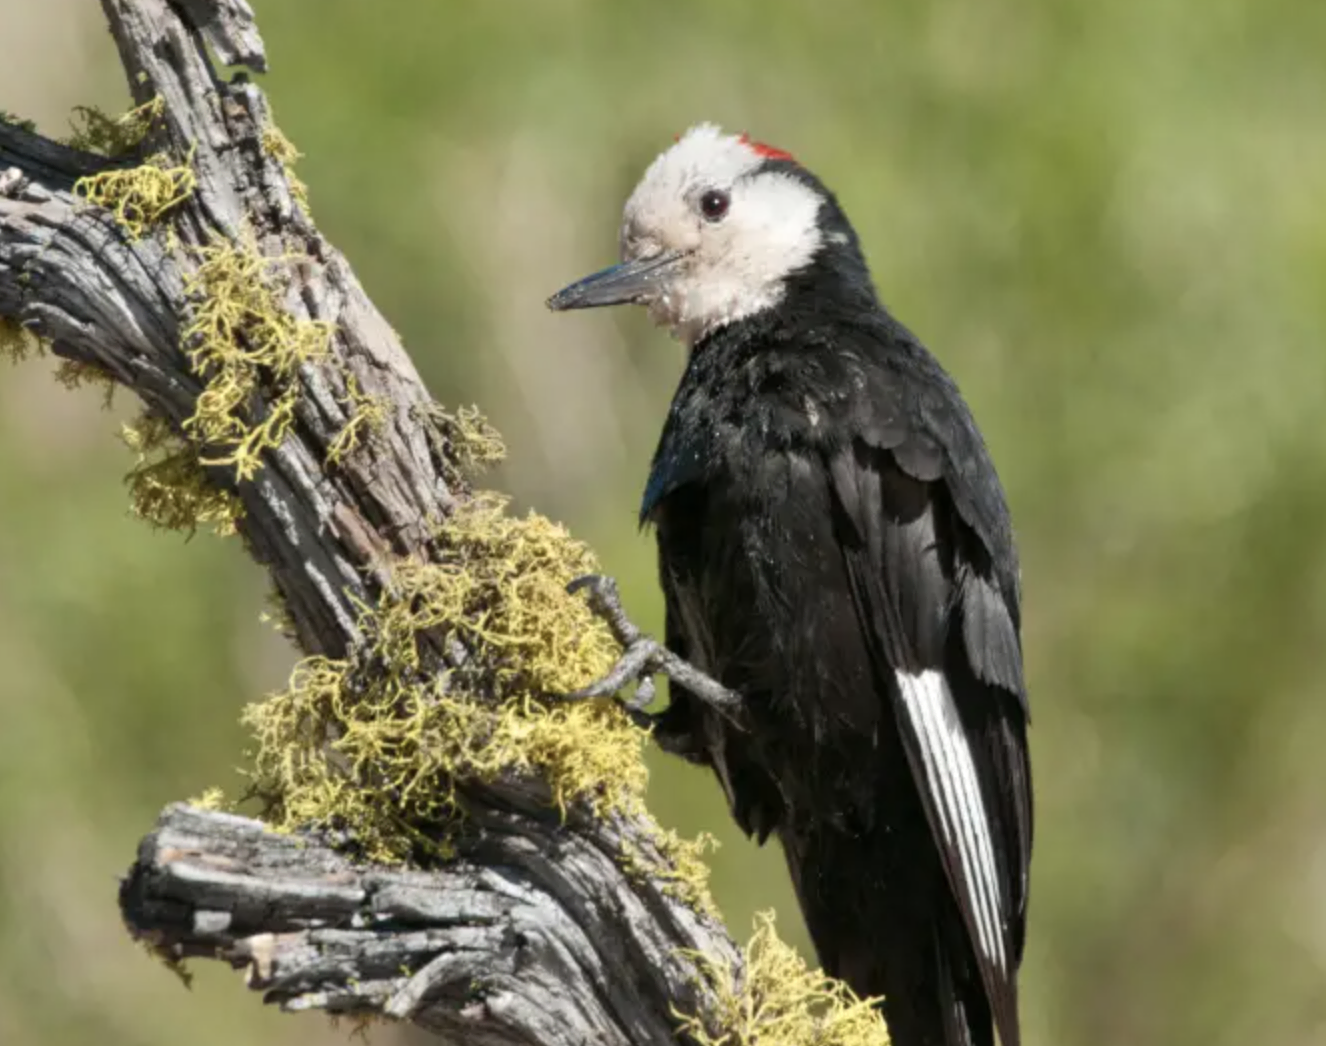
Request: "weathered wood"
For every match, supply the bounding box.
[0,1,744,1042]
[124,802,728,1043]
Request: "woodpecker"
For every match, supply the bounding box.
[548,124,1032,1046]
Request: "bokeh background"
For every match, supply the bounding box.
[3,1,1325,1045]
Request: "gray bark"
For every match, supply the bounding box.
[0,1,741,1041]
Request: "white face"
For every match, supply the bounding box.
[619,124,825,345]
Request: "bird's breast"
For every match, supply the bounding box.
[655,440,879,751]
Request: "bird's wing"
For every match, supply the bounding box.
[827,431,1031,1046]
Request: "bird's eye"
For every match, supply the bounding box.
[699,189,730,222]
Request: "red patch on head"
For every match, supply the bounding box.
[738,132,796,163]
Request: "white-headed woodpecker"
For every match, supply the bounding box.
[548,124,1033,1046]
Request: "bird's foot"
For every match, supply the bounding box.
[562,575,744,722]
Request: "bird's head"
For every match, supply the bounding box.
[548,123,866,345]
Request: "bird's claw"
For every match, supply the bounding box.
[561,574,745,723]
[566,574,642,648]
[562,634,661,711]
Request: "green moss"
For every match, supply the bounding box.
[259,586,299,640]
[0,315,37,363]
[329,1013,389,1040]
[4,331,116,406]
[3,318,115,406]
[246,657,650,861]
[54,359,118,407]
[181,243,333,481]
[0,110,36,134]
[136,938,194,990]
[121,413,244,537]
[676,912,890,1046]
[5,332,240,543]
[65,98,163,157]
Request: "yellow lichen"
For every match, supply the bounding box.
[65,98,164,156]
[121,413,244,537]
[327,374,390,465]
[64,99,193,239]
[187,787,230,811]
[261,124,310,214]
[234,489,718,909]
[74,152,197,240]
[621,828,721,915]
[181,243,333,481]
[245,662,647,862]
[417,402,506,488]
[25,102,727,931]
[241,493,647,859]
[676,912,890,1046]
[371,495,616,690]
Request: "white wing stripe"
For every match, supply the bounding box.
[928,682,1004,972]
[950,705,1006,968]
[897,668,1006,972]
[902,672,996,964]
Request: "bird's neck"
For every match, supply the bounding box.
[684,265,879,360]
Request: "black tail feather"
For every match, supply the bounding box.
[782,798,1012,1046]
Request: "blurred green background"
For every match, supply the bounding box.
[3,1,1326,1045]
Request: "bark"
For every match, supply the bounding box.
[0,1,740,1042]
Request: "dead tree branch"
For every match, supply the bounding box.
[125,802,727,1042]
[0,1,744,1042]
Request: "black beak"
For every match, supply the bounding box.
[546,251,687,311]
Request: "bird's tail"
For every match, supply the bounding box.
[835,919,996,1046]
[783,829,1004,1046]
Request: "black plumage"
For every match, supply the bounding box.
[639,162,1033,1046]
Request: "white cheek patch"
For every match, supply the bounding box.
[665,173,824,344]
